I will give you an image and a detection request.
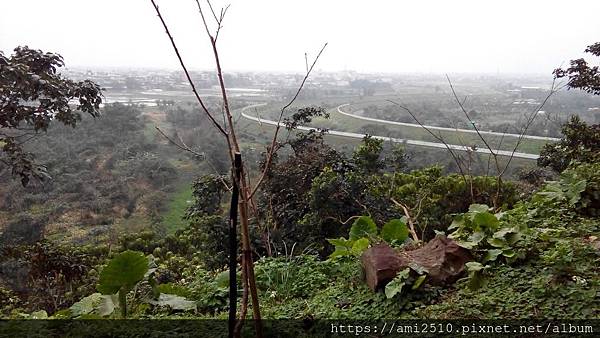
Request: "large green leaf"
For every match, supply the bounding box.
[97,250,149,295]
[148,294,197,311]
[215,271,230,289]
[473,211,499,229]
[467,231,485,245]
[327,237,353,249]
[535,182,563,202]
[505,232,522,245]
[494,227,522,245]
[456,240,477,250]
[351,238,369,255]
[487,237,507,248]
[381,219,409,243]
[69,293,103,317]
[465,262,489,290]
[493,227,515,239]
[412,275,427,290]
[408,262,429,275]
[465,262,485,272]
[502,248,516,258]
[447,215,464,231]
[468,204,490,213]
[349,216,377,241]
[384,268,410,299]
[483,249,503,262]
[99,295,117,317]
[566,179,587,206]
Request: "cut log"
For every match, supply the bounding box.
[361,243,402,291]
[361,235,472,291]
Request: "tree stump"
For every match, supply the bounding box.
[361,235,472,291]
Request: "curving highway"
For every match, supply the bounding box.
[336,103,561,142]
[240,103,541,160]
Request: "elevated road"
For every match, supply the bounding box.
[336,103,560,142]
[240,104,541,160]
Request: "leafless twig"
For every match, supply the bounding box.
[150,0,228,137]
[387,99,468,182]
[390,198,419,242]
[155,126,205,158]
[249,43,328,199]
[447,75,499,173]
[498,78,559,178]
[193,1,264,334]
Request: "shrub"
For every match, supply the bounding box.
[560,162,600,216]
[254,255,329,300]
[0,241,99,314]
[538,116,600,172]
[308,166,519,244]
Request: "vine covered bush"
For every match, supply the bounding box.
[538,116,600,172]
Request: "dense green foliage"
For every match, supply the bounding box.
[2,117,599,324]
[554,41,600,95]
[448,204,522,262]
[0,241,103,316]
[259,130,346,254]
[305,165,518,248]
[257,130,519,260]
[0,46,103,186]
[538,116,600,172]
[419,194,600,318]
[96,250,149,318]
[0,103,177,246]
[1,43,600,328]
[327,216,409,259]
[251,164,600,319]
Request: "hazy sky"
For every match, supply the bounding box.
[1,0,599,74]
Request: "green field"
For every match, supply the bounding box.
[161,184,194,235]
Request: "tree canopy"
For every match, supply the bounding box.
[539,41,600,172]
[0,46,103,186]
[553,42,600,95]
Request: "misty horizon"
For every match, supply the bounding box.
[59,65,561,78]
[2,0,599,74]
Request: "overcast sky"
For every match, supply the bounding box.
[1,0,599,74]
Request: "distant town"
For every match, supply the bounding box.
[62,67,600,126]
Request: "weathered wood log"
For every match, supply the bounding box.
[361,235,472,291]
[361,243,402,291]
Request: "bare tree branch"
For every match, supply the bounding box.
[387,99,468,181]
[451,124,476,201]
[196,0,214,40]
[305,52,309,73]
[155,126,205,158]
[249,42,328,199]
[194,0,240,156]
[206,0,220,25]
[152,3,325,334]
[391,198,419,242]
[150,0,228,137]
[155,125,229,189]
[498,78,559,178]
[193,2,263,334]
[487,125,509,176]
[446,75,499,171]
